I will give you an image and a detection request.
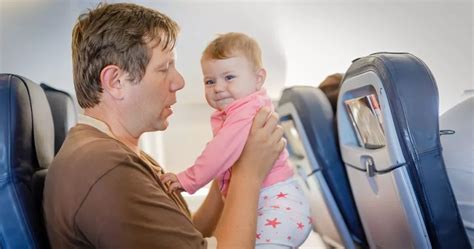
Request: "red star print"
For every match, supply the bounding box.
[265,218,281,228]
[297,222,304,230]
[276,192,288,199]
[256,233,261,239]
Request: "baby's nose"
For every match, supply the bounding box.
[214,80,226,92]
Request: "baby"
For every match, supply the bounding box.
[162,32,311,248]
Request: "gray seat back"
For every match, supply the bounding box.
[278,86,367,248]
[337,52,470,249]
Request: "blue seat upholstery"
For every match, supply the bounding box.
[338,52,470,248]
[279,86,367,248]
[0,74,54,249]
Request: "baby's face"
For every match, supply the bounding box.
[201,54,261,111]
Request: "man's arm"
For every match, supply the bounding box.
[215,107,285,248]
[192,180,224,237]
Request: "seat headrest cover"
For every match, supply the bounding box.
[29,78,55,168]
[40,83,77,154]
[1,74,54,169]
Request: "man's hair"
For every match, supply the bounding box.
[72,3,179,108]
[201,32,263,70]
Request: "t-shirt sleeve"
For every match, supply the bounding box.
[75,162,207,249]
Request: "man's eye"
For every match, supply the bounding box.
[225,75,235,81]
[205,80,215,85]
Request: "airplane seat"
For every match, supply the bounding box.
[337,52,470,248]
[40,83,77,154]
[440,97,474,246]
[278,86,367,248]
[0,74,54,249]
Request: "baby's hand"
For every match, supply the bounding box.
[160,173,184,193]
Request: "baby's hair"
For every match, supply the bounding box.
[202,32,263,70]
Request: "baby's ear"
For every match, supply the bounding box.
[256,68,267,90]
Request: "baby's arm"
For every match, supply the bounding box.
[177,102,262,194]
[160,172,185,193]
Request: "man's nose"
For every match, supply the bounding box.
[171,70,185,92]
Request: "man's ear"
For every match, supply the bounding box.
[100,65,125,100]
[255,68,266,90]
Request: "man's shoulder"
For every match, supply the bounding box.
[43,124,167,248]
[44,123,151,211]
[48,124,139,180]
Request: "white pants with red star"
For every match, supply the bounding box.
[255,178,312,248]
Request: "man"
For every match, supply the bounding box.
[43,3,285,248]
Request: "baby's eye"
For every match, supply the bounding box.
[205,79,215,85]
[224,75,235,81]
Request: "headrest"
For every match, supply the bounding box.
[342,52,440,154]
[0,74,54,170]
[40,83,77,154]
[279,86,336,160]
[440,97,474,127]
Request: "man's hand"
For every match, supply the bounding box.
[160,173,185,193]
[235,106,286,183]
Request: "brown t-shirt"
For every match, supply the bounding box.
[43,124,207,249]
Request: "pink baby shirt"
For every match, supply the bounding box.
[176,88,294,196]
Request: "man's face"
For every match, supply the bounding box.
[124,45,185,132]
[201,55,260,111]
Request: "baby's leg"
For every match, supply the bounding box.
[255,178,312,248]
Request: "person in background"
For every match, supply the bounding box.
[318,73,343,112]
[43,3,285,249]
